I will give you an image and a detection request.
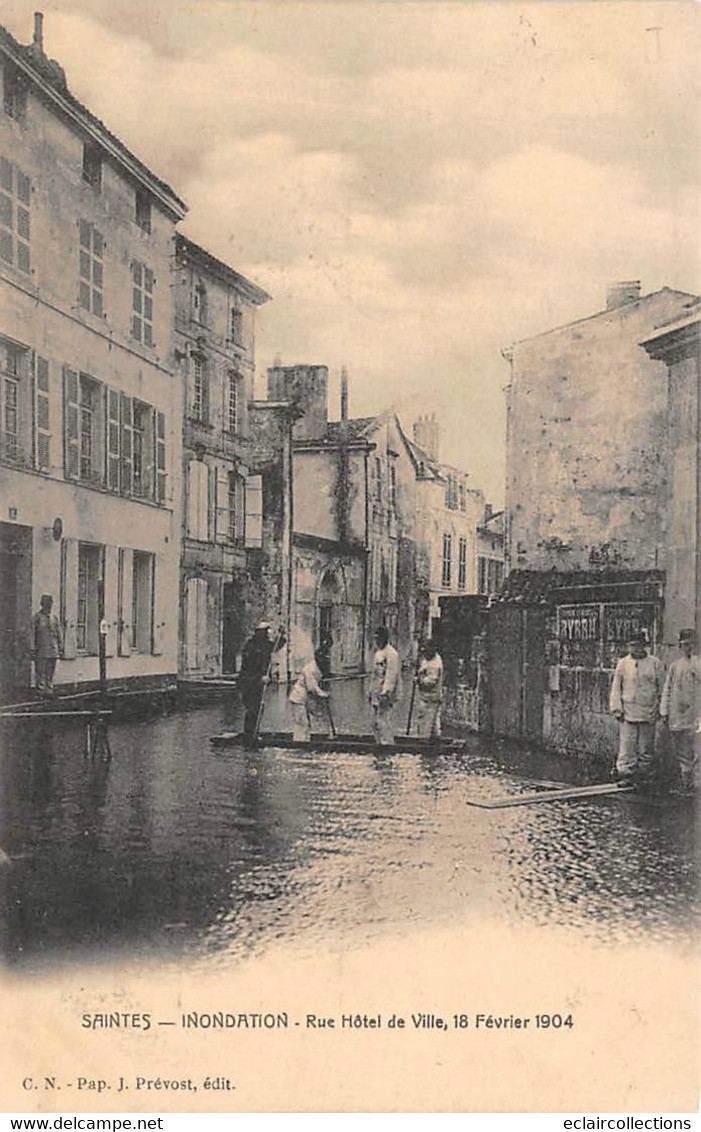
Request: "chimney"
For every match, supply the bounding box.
[33,12,44,53]
[606,281,641,311]
[267,364,328,440]
[340,366,349,421]
[412,413,440,461]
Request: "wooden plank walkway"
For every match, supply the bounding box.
[465,782,633,809]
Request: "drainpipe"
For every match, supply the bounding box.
[362,448,370,671]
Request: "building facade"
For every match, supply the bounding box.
[409,415,504,635]
[0,17,186,701]
[174,234,269,677]
[257,366,419,672]
[641,305,701,659]
[486,281,699,756]
[504,282,698,574]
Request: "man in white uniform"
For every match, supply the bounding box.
[413,639,443,740]
[288,650,329,742]
[369,627,401,746]
[660,629,701,794]
[609,632,665,788]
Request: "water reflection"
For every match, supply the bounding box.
[0,705,697,970]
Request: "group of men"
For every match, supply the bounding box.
[284,626,444,746]
[610,629,700,793]
[27,593,700,789]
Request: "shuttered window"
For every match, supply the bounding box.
[458,536,467,590]
[78,219,104,316]
[0,156,30,273]
[187,459,210,541]
[33,354,50,469]
[244,474,263,548]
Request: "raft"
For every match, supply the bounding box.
[210,730,469,755]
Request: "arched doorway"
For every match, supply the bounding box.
[317,568,342,675]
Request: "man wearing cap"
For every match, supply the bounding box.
[609,632,665,788]
[238,622,286,743]
[660,630,701,794]
[32,594,63,697]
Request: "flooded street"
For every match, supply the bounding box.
[0,696,698,971]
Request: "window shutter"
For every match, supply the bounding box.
[103,546,119,657]
[143,406,155,499]
[120,394,133,495]
[155,411,166,504]
[150,555,165,655]
[62,366,79,479]
[106,388,121,492]
[215,465,230,543]
[187,461,199,538]
[245,474,263,548]
[34,354,51,470]
[61,538,78,658]
[118,548,133,655]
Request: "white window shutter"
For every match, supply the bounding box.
[215,465,230,543]
[245,474,263,548]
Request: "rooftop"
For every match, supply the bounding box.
[0,19,186,219]
[175,234,270,306]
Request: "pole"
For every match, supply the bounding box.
[325,696,337,738]
[253,627,284,743]
[406,651,421,736]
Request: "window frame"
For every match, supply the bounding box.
[135,188,152,234]
[441,532,452,589]
[0,156,31,274]
[131,260,154,346]
[457,535,467,590]
[78,219,104,317]
[82,142,102,191]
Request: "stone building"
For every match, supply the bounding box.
[485,281,700,756]
[0,16,186,701]
[408,415,503,635]
[641,303,701,659]
[504,281,698,574]
[258,365,419,673]
[174,234,269,677]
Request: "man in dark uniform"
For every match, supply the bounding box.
[238,622,285,743]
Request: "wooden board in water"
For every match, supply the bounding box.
[465,782,634,809]
[210,730,467,755]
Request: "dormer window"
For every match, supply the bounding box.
[3,64,27,123]
[82,143,102,191]
[193,280,208,325]
[230,305,243,345]
[135,189,151,234]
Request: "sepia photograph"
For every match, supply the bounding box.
[0,0,699,1116]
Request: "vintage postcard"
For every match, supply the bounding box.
[0,0,699,1116]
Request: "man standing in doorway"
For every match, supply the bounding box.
[370,626,401,746]
[32,594,63,698]
[660,629,701,795]
[609,631,665,788]
[238,622,285,744]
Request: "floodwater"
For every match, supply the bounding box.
[0,690,697,971]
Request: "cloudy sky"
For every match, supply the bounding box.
[5,1,699,499]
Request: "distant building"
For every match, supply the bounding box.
[257,365,418,672]
[408,415,504,635]
[174,234,269,677]
[0,16,186,700]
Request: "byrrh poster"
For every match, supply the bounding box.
[0,0,699,1118]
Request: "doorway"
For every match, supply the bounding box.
[0,522,33,701]
[222,581,245,674]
